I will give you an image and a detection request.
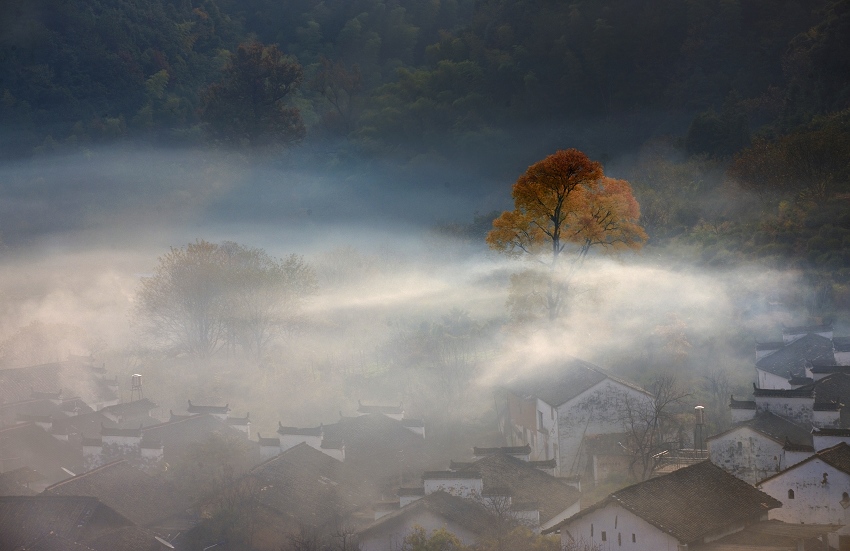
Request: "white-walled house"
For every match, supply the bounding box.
[757,442,850,550]
[544,461,781,551]
[754,324,849,390]
[707,411,814,484]
[359,491,494,551]
[498,356,652,478]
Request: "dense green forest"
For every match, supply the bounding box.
[2,0,850,311]
[3,0,848,155]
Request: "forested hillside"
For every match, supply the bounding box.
[3,0,848,155]
[2,0,850,313]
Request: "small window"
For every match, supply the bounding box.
[737,441,743,452]
[591,524,593,537]
[632,534,636,543]
[538,410,544,430]
[615,515,618,528]
[618,533,622,546]
[788,489,795,499]
[601,531,607,542]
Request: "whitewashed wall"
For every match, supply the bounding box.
[559,503,681,551]
[556,380,653,478]
[756,369,793,390]
[708,427,783,484]
[759,459,850,549]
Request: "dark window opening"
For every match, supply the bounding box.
[632,534,636,543]
[601,532,607,542]
[618,533,622,546]
[591,524,593,537]
[788,489,795,499]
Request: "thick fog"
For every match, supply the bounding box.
[0,143,813,437]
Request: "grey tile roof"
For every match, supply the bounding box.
[359,491,494,538]
[706,412,813,448]
[0,423,82,485]
[755,334,835,378]
[472,445,531,456]
[186,399,229,414]
[100,399,157,419]
[457,453,581,525]
[0,495,135,550]
[140,413,258,464]
[44,460,190,527]
[502,357,609,406]
[247,443,371,529]
[357,401,403,415]
[546,461,780,544]
[320,413,428,479]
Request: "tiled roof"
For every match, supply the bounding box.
[247,443,372,529]
[834,336,850,352]
[729,396,757,409]
[226,413,250,425]
[706,412,812,448]
[812,427,850,437]
[100,399,157,419]
[546,461,780,544]
[783,440,814,452]
[319,413,428,478]
[359,491,494,538]
[755,334,835,378]
[752,385,813,398]
[357,401,403,415]
[788,376,814,385]
[472,445,531,456]
[759,443,850,484]
[0,467,41,496]
[101,425,143,437]
[186,399,229,414]
[810,373,850,404]
[141,414,258,464]
[755,341,784,351]
[257,434,281,446]
[277,423,323,436]
[810,364,850,374]
[423,470,481,480]
[813,401,842,411]
[455,453,580,525]
[502,357,612,406]
[0,495,134,550]
[783,323,833,335]
[528,459,557,469]
[45,460,190,527]
[397,487,425,497]
[0,423,82,485]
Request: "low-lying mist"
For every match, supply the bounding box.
[0,145,814,442]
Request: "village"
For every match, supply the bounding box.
[0,322,849,551]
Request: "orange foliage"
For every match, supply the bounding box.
[487,149,646,266]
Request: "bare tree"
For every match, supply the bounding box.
[135,240,317,360]
[616,374,691,481]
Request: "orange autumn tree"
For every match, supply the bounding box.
[487,149,647,321]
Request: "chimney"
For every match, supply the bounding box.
[694,406,706,451]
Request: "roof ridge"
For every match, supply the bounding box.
[44,459,129,491]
